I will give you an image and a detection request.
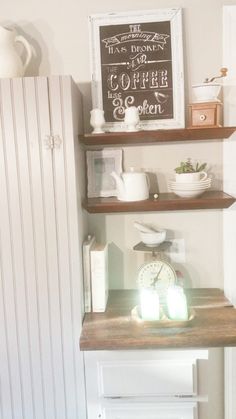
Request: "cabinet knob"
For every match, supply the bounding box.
[200,114,207,121]
[53,135,62,148]
[44,135,62,149]
[44,135,54,149]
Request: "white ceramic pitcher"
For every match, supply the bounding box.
[111,168,150,201]
[0,26,32,78]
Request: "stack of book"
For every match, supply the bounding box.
[82,235,109,312]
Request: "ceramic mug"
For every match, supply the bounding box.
[175,171,208,183]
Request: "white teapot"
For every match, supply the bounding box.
[111,168,150,202]
[0,26,32,78]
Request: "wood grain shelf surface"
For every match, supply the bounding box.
[83,191,236,213]
[80,126,236,146]
[80,289,236,351]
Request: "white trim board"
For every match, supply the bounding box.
[223,6,236,419]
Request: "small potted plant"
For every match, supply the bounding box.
[174,158,207,183]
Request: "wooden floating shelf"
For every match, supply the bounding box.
[80,289,236,351]
[83,191,236,213]
[80,126,236,146]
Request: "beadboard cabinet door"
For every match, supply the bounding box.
[0,77,86,419]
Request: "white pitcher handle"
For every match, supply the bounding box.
[15,35,32,73]
[200,171,207,181]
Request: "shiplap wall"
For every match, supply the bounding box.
[0,76,87,419]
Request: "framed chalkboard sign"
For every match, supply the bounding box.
[89,8,185,132]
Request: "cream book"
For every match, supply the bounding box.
[90,243,109,312]
[82,235,96,312]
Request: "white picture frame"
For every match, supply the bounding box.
[86,149,123,197]
[89,8,185,132]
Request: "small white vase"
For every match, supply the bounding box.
[124,106,140,132]
[90,108,105,134]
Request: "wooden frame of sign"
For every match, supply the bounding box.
[89,8,185,132]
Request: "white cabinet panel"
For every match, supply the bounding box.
[223,6,236,419]
[103,402,197,419]
[84,351,208,419]
[99,360,196,397]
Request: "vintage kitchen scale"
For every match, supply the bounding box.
[133,240,177,303]
[133,222,178,304]
[132,222,192,324]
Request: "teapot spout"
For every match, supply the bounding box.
[110,171,125,199]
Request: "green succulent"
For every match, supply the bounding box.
[175,158,207,174]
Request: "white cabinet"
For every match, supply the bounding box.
[99,359,195,397]
[0,76,86,419]
[102,403,197,419]
[84,350,208,419]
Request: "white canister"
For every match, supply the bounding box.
[167,286,188,320]
[124,106,140,131]
[140,288,160,321]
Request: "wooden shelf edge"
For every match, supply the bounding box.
[80,334,236,351]
[83,191,236,214]
[79,126,236,146]
[80,289,236,351]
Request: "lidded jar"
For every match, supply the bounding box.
[167,285,188,320]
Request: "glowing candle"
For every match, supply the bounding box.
[140,289,160,321]
[167,286,188,320]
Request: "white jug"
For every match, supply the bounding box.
[0,26,32,78]
[111,168,150,202]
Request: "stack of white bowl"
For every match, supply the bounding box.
[168,172,211,198]
[134,221,166,246]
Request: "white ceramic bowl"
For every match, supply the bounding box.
[140,230,166,246]
[169,179,211,186]
[168,183,211,191]
[172,189,207,198]
[170,187,210,193]
[192,83,221,102]
[169,178,211,185]
[169,184,211,190]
